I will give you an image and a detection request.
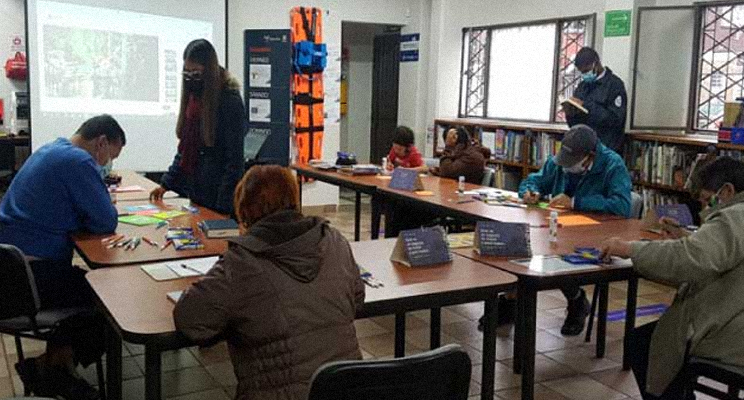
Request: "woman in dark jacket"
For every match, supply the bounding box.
[150,39,246,215]
[174,166,364,400]
[432,127,486,184]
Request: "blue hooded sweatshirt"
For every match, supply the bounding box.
[519,143,632,218]
[0,138,117,260]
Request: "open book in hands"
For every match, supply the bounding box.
[561,97,589,116]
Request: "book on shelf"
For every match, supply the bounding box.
[531,132,562,167]
[626,141,699,189]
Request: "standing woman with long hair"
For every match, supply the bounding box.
[150,39,247,215]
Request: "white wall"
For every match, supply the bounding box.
[343,43,373,163]
[0,0,28,133]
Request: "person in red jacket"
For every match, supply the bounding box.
[386,126,427,172]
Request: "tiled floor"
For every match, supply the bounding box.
[0,191,717,399]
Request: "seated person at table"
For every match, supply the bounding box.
[0,114,126,399]
[431,127,486,184]
[174,165,365,399]
[519,124,631,336]
[386,125,427,172]
[601,156,744,400]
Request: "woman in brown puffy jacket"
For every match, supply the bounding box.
[431,127,486,184]
[174,165,365,400]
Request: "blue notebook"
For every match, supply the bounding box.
[389,168,424,192]
[474,221,531,257]
[390,226,452,267]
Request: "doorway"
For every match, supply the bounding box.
[340,22,401,164]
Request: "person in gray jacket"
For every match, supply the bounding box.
[601,156,744,399]
[174,165,365,400]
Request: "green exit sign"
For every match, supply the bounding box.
[605,10,632,37]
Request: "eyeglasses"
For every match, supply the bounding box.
[182,70,204,81]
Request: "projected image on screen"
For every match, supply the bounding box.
[35,0,212,117]
[43,26,159,102]
[29,0,225,171]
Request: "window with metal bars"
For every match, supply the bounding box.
[696,4,744,130]
[458,15,595,122]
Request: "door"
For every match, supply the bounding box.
[370,33,400,164]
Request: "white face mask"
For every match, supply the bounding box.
[564,159,587,175]
[100,159,113,179]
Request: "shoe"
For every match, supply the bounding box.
[14,358,40,395]
[477,296,517,331]
[51,368,101,400]
[14,357,57,397]
[560,289,591,336]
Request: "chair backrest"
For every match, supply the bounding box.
[0,244,40,321]
[308,344,471,400]
[684,361,744,399]
[631,191,643,219]
[481,167,495,187]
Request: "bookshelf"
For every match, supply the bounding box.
[432,119,744,213]
[434,118,567,187]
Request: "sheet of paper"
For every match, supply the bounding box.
[414,190,434,196]
[555,215,601,227]
[141,264,179,281]
[167,291,183,303]
[447,233,474,249]
[113,185,146,193]
[513,255,598,273]
[173,256,219,275]
[118,215,162,226]
[248,98,271,123]
[249,64,271,88]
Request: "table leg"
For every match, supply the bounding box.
[623,276,639,370]
[394,313,406,357]
[371,194,382,240]
[145,346,162,400]
[596,282,609,358]
[430,307,441,349]
[481,296,498,400]
[513,284,526,374]
[105,324,122,400]
[354,191,361,242]
[520,288,538,400]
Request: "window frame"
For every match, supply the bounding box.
[630,1,744,134]
[457,13,597,123]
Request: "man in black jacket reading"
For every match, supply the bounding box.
[565,47,628,156]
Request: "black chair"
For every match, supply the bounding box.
[0,244,105,398]
[308,344,471,400]
[683,361,744,399]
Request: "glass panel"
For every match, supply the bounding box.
[696,4,744,130]
[555,19,589,122]
[460,29,489,117]
[487,23,556,121]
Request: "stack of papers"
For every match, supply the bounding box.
[140,256,219,281]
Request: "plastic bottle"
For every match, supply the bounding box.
[458,176,465,193]
[549,210,558,243]
[381,157,388,173]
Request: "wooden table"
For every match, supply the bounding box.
[453,219,658,400]
[111,170,178,202]
[87,238,517,400]
[73,199,228,269]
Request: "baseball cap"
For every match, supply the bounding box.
[554,124,599,167]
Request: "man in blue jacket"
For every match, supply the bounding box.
[520,124,631,335]
[565,47,627,154]
[0,114,126,399]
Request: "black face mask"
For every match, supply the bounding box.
[184,80,204,96]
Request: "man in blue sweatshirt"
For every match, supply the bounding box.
[519,124,631,336]
[0,114,126,399]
